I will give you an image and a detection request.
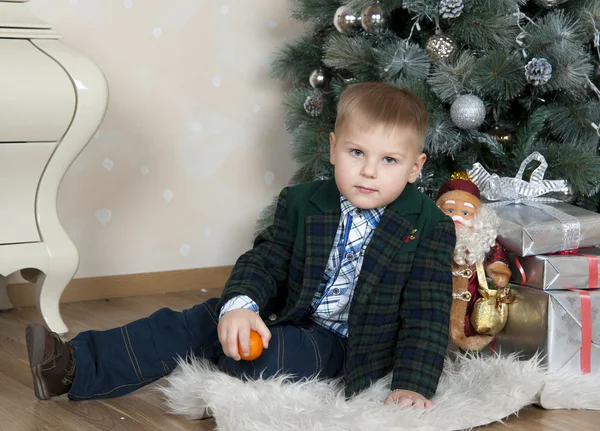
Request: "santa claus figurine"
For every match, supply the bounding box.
[436,172,512,351]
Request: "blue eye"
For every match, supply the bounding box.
[351,149,363,157]
[463,211,470,216]
[383,157,396,164]
[447,209,454,214]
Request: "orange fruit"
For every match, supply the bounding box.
[238,330,263,361]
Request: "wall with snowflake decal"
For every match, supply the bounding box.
[17,0,304,279]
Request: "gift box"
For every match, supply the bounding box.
[507,249,600,290]
[494,202,600,256]
[469,152,600,256]
[487,285,599,374]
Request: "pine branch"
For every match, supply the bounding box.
[375,38,431,83]
[451,149,480,172]
[343,1,406,15]
[512,106,551,160]
[402,79,444,117]
[472,52,527,101]
[290,121,331,172]
[395,0,438,22]
[271,35,325,83]
[467,130,506,158]
[524,8,594,98]
[283,89,337,133]
[427,51,476,103]
[540,144,600,196]
[323,33,380,80]
[540,48,593,98]
[426,112,465,155]
[291,0,343,23]
[545,101,600,152]
[526,10,588,54]
[448,1,519,51]
[568,0,600,39]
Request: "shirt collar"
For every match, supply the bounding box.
[340,194,386,229]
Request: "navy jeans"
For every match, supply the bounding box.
[68,298,347,400]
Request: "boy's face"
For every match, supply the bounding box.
[329,121,426,209]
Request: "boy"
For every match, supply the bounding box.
[26,82,455,409]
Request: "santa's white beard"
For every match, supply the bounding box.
[453,206,500,267]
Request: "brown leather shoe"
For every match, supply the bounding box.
[25,323,76,400]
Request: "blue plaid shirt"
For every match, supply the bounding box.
[219,194,386,337]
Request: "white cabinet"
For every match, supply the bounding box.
[0,0,108,334]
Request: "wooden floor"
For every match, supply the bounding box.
[0,289,598,431]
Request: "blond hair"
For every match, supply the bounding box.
[335,82,428,151]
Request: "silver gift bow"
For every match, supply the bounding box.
[468,152,581,251]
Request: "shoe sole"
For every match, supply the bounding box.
[25,324,51,400]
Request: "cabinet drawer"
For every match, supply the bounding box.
[0,39,75,142]
[0,142,56,244]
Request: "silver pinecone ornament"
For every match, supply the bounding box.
[303,95,324,117]
[440,0,464,19]
[524,58,552,86]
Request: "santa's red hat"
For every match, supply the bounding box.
[436,172,481,206]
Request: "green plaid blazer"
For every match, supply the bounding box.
[219,179,456,399]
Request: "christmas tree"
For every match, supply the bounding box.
[257,0,600,232]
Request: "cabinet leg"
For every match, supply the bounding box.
[36,262,76,335]
[0,276,13,311]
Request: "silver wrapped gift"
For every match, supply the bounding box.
[488,286,599,373]
[469,152,600,256]
[508,249,600,290]
[494,202,600,256]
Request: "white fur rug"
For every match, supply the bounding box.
[158,352,599,430]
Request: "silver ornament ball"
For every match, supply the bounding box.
[425,33,457,61]
[361,5,389,34]
[309,69,327,89]
[333,6,361,34]
[533,0,569,8]
[450,95,486,130]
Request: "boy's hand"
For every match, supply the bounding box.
[384,389,433,409]
[217,308,271,360]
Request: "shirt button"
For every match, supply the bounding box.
[268,313,277,321]
[346,252,355,262]
[355,209,363,216]
[332,287,341,295]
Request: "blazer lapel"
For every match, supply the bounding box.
[294,180,341,315]
[349,184,423,323]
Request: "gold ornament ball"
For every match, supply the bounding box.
[333,6,361,34]
[309,69,327,89]
[486,125,512,147]
[361,5,389,34]
[426,33,457,61]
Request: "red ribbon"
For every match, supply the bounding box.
[567,288,593,374]
[581,254,599,289]
[514,256,527,286]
